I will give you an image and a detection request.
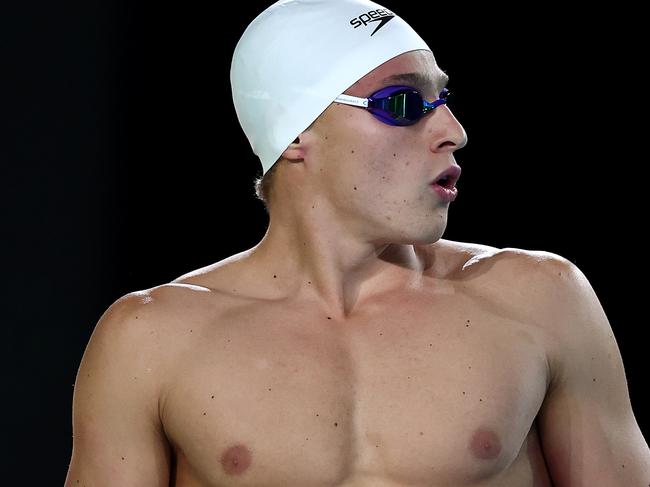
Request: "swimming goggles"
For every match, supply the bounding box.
[333,85,450,126]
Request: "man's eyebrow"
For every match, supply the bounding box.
[379,71,449,93]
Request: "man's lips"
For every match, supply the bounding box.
[430,164,462,188]
[430,165,461,202]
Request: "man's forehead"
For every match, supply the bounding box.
[378,70,449,92]
[346,51,447,95]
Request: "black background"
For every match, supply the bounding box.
[2,1,647,484]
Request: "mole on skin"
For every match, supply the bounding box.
[220,444,252,475]
[469,428,502,460]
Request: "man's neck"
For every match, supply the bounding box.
[248,220,427,319]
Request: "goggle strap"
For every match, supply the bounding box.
[335,94,368,108]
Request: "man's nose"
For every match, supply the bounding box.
[428,105,468,153]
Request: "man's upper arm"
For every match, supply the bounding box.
[65,291,172,487]
[529,252,650,486]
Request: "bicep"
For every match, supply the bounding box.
[535,256,650,486]
[65,293,172,487]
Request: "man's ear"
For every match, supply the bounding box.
[280,136,306,161]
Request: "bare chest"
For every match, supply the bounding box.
[160,291,551,487]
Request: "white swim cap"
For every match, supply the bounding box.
[230,0,431,175]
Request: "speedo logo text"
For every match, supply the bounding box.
[349,8,395,36]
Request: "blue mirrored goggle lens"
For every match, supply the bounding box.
[377,91,422,120]
[368,86,449,126]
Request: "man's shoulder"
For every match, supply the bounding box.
[440,240,583,370]
[105,258,248,339]
[431,238,562,268]
[168,248,255,294]
[93,282,232,378]
[432,238,575,292]
[98,284,214,344]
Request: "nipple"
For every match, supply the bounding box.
[469,428,502,460]
[220,443,252,475]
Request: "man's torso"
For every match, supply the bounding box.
[145,240,555,486]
